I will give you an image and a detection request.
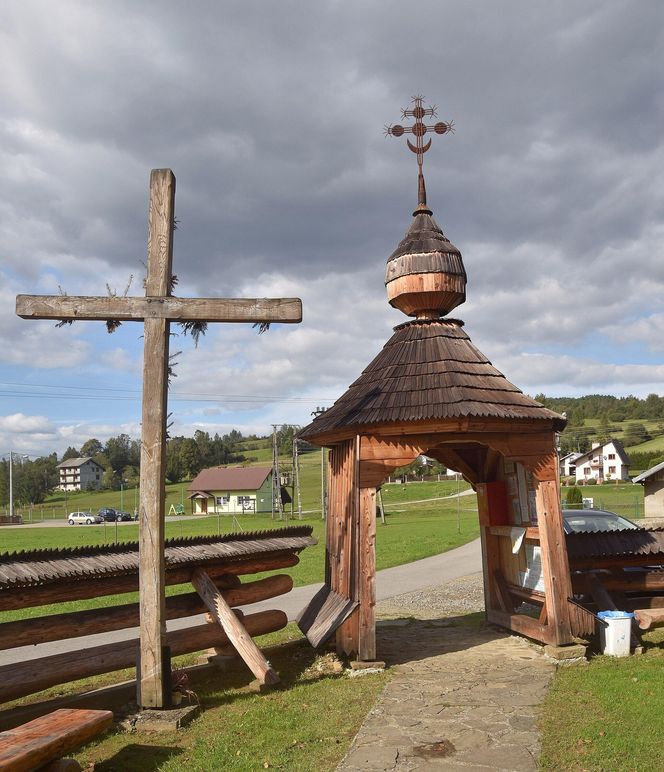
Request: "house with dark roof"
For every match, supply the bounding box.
[187,466,273,515]
[633,461,664,520]
[573,440,630,483]
[56,456,104,491]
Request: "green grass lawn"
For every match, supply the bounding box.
[560,482,644,519]
[0,490,479,623]
[539,629,664,771]
[72,633,387,772]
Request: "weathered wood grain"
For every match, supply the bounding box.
[138,168,175,708]
[0,610,286,705]
[0,708,113,772]
[16,295,302,323]
[0,574,292,651]
[192,569,279,686]
[358,487,376,661]
[535,472,573,646]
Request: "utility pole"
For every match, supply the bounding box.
[292,437,302,519]
[8,452,14,519]
[311,407,328,519]
[271,425,283,520]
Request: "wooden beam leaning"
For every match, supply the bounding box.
[192,568,280,686]
[16,296,302,324]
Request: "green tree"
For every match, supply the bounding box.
[565,486,583,507]
[61,446,80,462]
[104,434,132,475]
[80,438,103,458]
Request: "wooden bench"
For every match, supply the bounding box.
[0,708,113,772]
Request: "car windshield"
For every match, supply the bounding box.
[562,509,640,533]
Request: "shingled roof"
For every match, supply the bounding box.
[187,466,271,493]
[300,318,565,440]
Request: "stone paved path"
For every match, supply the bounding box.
[338,602,554,770]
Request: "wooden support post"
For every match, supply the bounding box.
[476,483,501,614]
[138,169,175,709]
[358,487,376,661]
[535,461,573,646]
[192,568,280,686]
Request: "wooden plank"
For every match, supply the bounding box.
[358,487,377,661]
[16,295,302,323]
[0,553,299,612]
[0,574,291,651]
[569,554,664,570]
[334,437,360,656]
[487,609,554,644]
[572,572,664,593]
[477,485,501,613]
[0,610,286,705]
[192,569,279,685]
[492,569,515,613]
[138,168,175,710]
[489,526,539,540]
[297,585,357,647]
[535,473,573,645]
[0,708,113,772]
[634,608,664,630]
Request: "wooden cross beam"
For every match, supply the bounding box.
[15,169,302,709]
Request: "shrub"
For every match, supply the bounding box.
[566,486,583,506]
[586,478,597,486]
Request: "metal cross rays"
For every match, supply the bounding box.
[385,95,454,211]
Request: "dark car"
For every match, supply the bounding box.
[97,507,119,522]
[116,511,133,522]
[562,508,641,535]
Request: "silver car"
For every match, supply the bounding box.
[68,511,102,525]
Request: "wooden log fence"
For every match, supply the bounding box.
[0,540,311,705]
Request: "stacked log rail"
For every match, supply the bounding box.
[0,526,315,704]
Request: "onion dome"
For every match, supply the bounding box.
[385,209,466,319]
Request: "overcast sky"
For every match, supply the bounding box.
[1,1,663,458]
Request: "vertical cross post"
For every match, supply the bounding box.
[138,169,175,708]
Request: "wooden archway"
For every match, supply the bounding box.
[312,417,577,661]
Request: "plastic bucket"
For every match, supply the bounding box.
[597,610,634,657]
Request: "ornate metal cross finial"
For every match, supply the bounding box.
[385,95,454,212]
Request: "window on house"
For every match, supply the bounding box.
[608,453,615,460]
[584,468,590,476]
[608,466,616,474]
[216,496,230,506]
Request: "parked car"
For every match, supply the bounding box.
[116,511,133,522]
[68,511,102,525]
[562,509,641,535]
[97,507,119,522]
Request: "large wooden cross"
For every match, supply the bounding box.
[16,169,302,708]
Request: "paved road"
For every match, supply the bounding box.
[0,539,482,666]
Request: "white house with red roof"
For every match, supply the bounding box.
[187,466,273,514]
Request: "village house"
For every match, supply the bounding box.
[187,466,273,515]
[574,440,630,483]
[56,456,104,491]
[559,451,582,479]
[633,461,664,521]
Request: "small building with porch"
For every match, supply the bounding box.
[187,466,273,514]
[633,461,664,521]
